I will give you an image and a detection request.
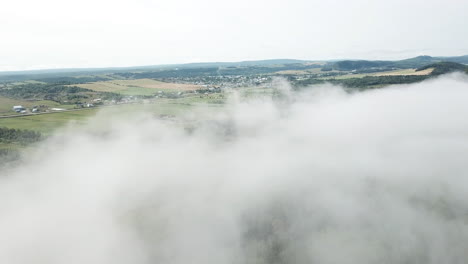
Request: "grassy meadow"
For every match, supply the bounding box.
[0,94,224,133]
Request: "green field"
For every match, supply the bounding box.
[0,108,99,133]
[0,94,225,133]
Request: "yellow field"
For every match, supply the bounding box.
[324,68,434,80]
[75,79,202,94]
[373,68,434,76]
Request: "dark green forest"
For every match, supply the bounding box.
[0,83,122,102]
[417,62,468,75]
[294,75,429,88]
[0,127,42,144]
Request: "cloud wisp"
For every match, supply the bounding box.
[1,74,468,264]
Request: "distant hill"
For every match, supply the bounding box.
[1,55,467,83]
[416,62,468,75]
[332,60,393,71]
[332,55,468,71]
[435,55,468,64]
[0,59,310,77]
[392,55,438,68]
[176,59,309,68]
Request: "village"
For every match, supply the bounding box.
[4,85,224,117]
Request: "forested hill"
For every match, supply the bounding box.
[0,55,467,83]
[332,55,468,71]
[416,62,468,75]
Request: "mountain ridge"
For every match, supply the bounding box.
[1,55,467,77]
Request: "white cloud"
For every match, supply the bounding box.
[1,74,468,263]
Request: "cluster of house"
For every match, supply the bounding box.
[12,105,27,113]
[12,105,42,114]
[76,103,95,108]
[75,98,103,108]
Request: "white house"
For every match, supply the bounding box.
[12,105,26,112]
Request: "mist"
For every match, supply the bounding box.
[1,74,468,264]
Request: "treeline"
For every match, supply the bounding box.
[333,60,393,71]
[113,64,323,79]
[0,83,91,100]
[330,55,468,72]
[114,68,220,79]
[334,75,428,88]
[34,76,110,84]
[0,148,21,165]
[0,72,111,84]
[0,127,42,144]
[417,62,468,75]
[332,56,439,71]
[295,75,429,88]
[219,64,321,75]
[0,83,122,103]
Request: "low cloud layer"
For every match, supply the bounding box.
[1,74,468,264]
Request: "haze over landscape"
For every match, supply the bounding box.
[1,0,468,263]
[3,75,468,263]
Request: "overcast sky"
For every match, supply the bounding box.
[1,0,467,71]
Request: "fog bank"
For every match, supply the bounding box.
[1,74,468,264]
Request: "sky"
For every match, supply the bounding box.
[1,0,468,71]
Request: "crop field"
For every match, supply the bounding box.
[75,79,203,95]
[373,68,434,76]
